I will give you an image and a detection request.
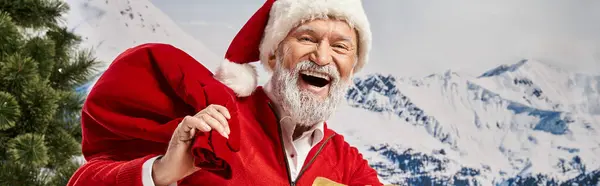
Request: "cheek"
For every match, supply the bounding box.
[283,55,298,70]
[288,43,317,60]
[340,70,353,82]
[279,45,298,69]
[336,59,355,80]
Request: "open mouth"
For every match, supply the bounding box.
[300,71,331,87]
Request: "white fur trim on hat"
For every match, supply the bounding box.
[214,59,258,97]
[259,0,372,73]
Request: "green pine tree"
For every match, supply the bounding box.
[0,0,102,185]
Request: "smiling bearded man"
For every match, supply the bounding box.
[269,49,350,129]
[267,19,358,130]
[67,0,382,186]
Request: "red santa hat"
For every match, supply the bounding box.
[214,0,372,97]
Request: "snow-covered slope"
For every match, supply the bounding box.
[474,59,600,115]
[64,0,221,78]
[330,59,600,185]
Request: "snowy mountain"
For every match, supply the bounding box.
[475,59,600,115]
[64,0,222,92]
[328,59,600,185]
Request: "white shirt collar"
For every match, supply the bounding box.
[263,80,325,145]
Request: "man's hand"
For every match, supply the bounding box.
[152,104,231,186]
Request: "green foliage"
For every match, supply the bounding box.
[0,0,69,29]
[0,53,39,94]
[0,0,102,184]
[18,78,59,134]
[0,161,46,186]
[50,48,99,90]
[0,91,20,130]
[45,127,80,168]
[22,36,56,79]
[47,160,81,186]
[54,90,85,142]
[7,133,49,168]
[0,12,22,56]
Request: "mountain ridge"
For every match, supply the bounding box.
[64,0,223,93]
[336,59,600,185]
[64,0,221,70]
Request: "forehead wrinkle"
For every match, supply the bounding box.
[295,23,355,43]
[332,22,356,41]
[292,25,317,35]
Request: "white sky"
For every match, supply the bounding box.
[150,0,600,77]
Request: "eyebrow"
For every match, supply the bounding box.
[293,25,355,43]
[293,25,317,35]
[334,35,354,43]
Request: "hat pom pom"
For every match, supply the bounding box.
[214,60,258,97]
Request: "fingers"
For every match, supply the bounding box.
[183,116,211,132]
[201,114,229,139]
[210,104,231,119]
[208,105,231,135]
[182,104,231,140]
[206,107,230,134]
[179,116,211,142]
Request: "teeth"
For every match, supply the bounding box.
[300,71,331,81]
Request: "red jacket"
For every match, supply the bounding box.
[67,43,382,186]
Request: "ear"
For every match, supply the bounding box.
[268,53,277,70]
[346,73,355,85]
[345,66,356,84]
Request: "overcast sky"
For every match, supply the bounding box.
[150,0,600,77]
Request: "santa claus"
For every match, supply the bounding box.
[68,0,381,185]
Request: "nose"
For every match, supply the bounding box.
[309,41,333,66]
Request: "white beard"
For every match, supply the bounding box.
[270,59,350,127]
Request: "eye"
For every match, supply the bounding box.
[333,43,349,50]
[298,36,315,43]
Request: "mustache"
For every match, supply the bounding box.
[293,60,341,81]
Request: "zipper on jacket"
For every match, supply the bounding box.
[271,103,294,185]
[293,134,336,184]
[268,102,336,186]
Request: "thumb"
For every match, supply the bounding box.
[184,165,202,178]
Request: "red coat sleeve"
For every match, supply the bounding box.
[68,43,240,186]
[347,146,383,186]
[335,135,382,186]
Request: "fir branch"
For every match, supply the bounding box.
[54,90,84,122]
[7,133,49,168]
[0,52,39,95]
[45,26,81,62]
[0,0,99,183]
[15,78,58,134]
[22,36,56,80]
[0,11,22,60]
[0,0,69,29]
[50,48,102,90]
[44,127,80,168]
[0,161,45,186]
[0,91,20,130]
[47,159,81,186]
